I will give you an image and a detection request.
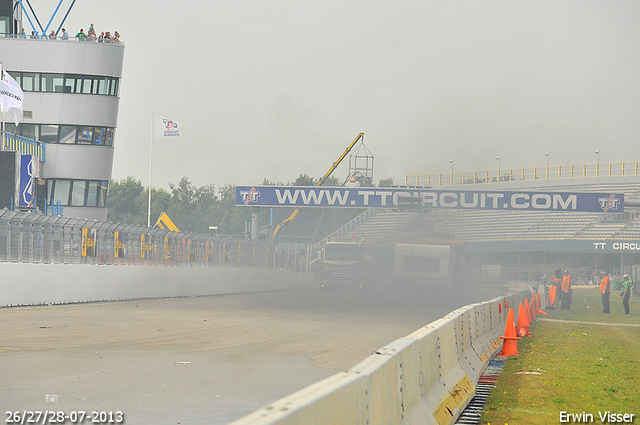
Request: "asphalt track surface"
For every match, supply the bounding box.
[1,282,508,425]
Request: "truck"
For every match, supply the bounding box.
[310,238,370,288]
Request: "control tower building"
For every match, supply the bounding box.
[0,0,124,221]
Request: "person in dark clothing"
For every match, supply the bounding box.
[620,274,633,314]
[561,269,572,310]
[553,268,564,308]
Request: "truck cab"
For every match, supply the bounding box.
[310,238,369,288]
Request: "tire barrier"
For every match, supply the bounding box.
[231,291,527,425]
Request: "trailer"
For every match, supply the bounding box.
[392,241,463,284]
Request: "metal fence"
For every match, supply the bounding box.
[405,162,640,187]
[275,242,311,273]
[0,209,273,268]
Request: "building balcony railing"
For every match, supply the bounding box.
[405,163,640,187]
[1,131,46,162]
[4,33,122,44]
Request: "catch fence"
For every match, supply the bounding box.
[0,209,273,268]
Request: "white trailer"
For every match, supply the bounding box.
[393,243,452,282]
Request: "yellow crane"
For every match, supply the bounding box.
[271,132,365,241]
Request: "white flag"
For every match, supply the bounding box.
[154,115,183,140]
[0,71,24,110]
[0,71,24,126]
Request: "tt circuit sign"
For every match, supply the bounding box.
[236,186,624,213]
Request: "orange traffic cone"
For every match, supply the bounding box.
[536,293,548,316]
[548,285,557,309]
[524,298,532,324]
[516,302,530,337]
[523,301,531,326]
[499,308,521,357]
[531,296,537,321]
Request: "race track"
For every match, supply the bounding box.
[1,282,508,425]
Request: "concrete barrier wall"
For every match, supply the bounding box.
[231,292,528,425]
[1,264,527,425]
[0,264,315,307]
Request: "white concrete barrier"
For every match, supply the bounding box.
[0,263,315,307]
[231,292,529,425]
[239,372,370,425]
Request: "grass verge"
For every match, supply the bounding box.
[481,287,639,425]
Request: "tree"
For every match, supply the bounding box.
[147,187,172,226]
[106,173,373,240]
[261,178,285,186]
[215,184,251,235]
[107,176,146,225]
[108,176,176,226]
[323,176,341,186]
[167,176,218,233]
[378,177,394,187]
[294,173,315,186]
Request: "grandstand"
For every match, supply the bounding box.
[338,211,423,245]
[322,170,640,280]
[326,176,640,243]
[425,175,640,243]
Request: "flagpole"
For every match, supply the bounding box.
[147,112,154,228]
[0,62,4,151]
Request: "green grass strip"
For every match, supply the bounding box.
[481,287,639,425]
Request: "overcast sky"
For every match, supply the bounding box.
[32,1,640,189]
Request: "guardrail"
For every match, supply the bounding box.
[7,33,122,44]
[0,209,272,268]
[311,208,376,250]
[231,291,527,425]
[406,162,640,187]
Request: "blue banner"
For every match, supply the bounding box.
[236,186,624,213]
[19,155,37,207]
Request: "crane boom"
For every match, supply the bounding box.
[271,133,365,241]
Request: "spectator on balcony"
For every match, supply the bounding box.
[18,28,26,38]
[30,30,38,39]
[48,30,56,39]
[113,31,120,41]
[76,29,86,40]
[61,28,69,40]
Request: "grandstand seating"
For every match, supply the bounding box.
[344,211,423,245]
[613,219,640,239]
[336,177,640,244]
